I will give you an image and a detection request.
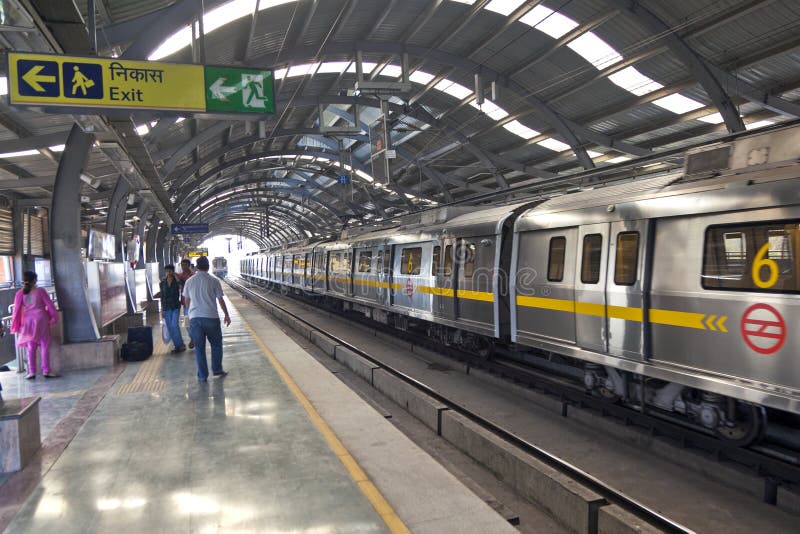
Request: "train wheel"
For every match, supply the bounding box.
[474,337,494,360]
[714,403,767,446]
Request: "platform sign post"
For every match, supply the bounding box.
[171,223,209,234]
[204,66,275,114]
[187,248,208,258]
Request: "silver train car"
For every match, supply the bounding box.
[242,125,800,444]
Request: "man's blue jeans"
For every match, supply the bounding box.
[163,308,184,348]
[189,317,223,380]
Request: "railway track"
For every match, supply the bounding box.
[229,277,800,499]
[228,276,703,533]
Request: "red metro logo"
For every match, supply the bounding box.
[740,303,786,355]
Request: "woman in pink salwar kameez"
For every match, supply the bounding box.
[10,271,59,379]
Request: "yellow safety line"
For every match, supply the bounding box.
[240,314,411,534]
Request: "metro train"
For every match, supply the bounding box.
[241,125,800,445]
[212,256,228,278]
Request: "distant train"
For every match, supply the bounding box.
[212,257,228,278]
[241,125,800,445]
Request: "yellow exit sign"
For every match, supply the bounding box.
[8,52,206,112]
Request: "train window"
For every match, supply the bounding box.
[444,245,453,276]
[432,246,441,275]
[462,243,477,278]
[581,234,603,284]
[547,237,566,282]
[376,250,383,274]
[400,247,422,275]
[358,250,372,273]
[703,222,800,292]
[614,232,640,286]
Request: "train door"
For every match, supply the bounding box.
[606,220,649,360]
[455,237,495,327]
[433,240,456,319]
[376,245,391,306]
[575,223,610,353]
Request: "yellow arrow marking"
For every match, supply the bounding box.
[717,316,728,333]
[705,314,718,331]
[22,64,56,92]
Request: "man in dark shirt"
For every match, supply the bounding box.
[155,264,186,353]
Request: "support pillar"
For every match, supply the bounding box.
[51,125,100,342]
[106,177,130,262]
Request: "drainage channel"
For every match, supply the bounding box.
[228,278,694,534]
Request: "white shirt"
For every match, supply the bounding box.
[182,271,224,319]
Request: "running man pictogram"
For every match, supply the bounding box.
[242,74,267,108]
[71,65,95,96]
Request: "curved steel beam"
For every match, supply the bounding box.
[248,42,646,158]
[183,173,364,216]
[185,185,348,227]
[208,216,300,244]
[203,210,307,243]
[185,191,341,232]
[608,0,745,133]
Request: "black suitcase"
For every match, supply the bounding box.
[127,326,153,356]
[122,341,151,362]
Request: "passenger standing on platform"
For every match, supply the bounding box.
[178,258,195,349]
[10,271,59,380]
[182,256,232,382]
[154,265,186,354]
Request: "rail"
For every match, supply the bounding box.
[227,277,694,534]
[2,288,58,373]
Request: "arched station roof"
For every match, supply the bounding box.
[1,0,799,246]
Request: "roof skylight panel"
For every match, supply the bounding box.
[346,62,378,74]
[538,138,571,152]
[434,79,473,100]
[409,70,436,85]
[503,120,541,140]
[697,112,724,124]
[316,61,352,74]
[520,5,578,38]
[0,149,39,158]
[468,99,509,120]
[607,66,663,96]
[607,155,632,163]
[567,32,623,70]
[486,0,526,16]
[273,68,288,80]
[586,150,604,158]
[652,93,705,114]
[449,0,477,4]
[287,63,320,77]
[379,64,403,78]
[746,119,775,130]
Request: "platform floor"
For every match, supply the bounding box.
[0,295,514,533]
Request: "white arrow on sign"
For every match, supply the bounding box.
[210,77,237,101]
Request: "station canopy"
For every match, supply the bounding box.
[1,0,798,248]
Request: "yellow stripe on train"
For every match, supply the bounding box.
[515,296,726,332]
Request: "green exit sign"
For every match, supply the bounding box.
[204,66,275,114]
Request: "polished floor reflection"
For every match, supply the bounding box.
[5,306,388,533]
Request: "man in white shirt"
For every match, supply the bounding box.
[182,256,232,382]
